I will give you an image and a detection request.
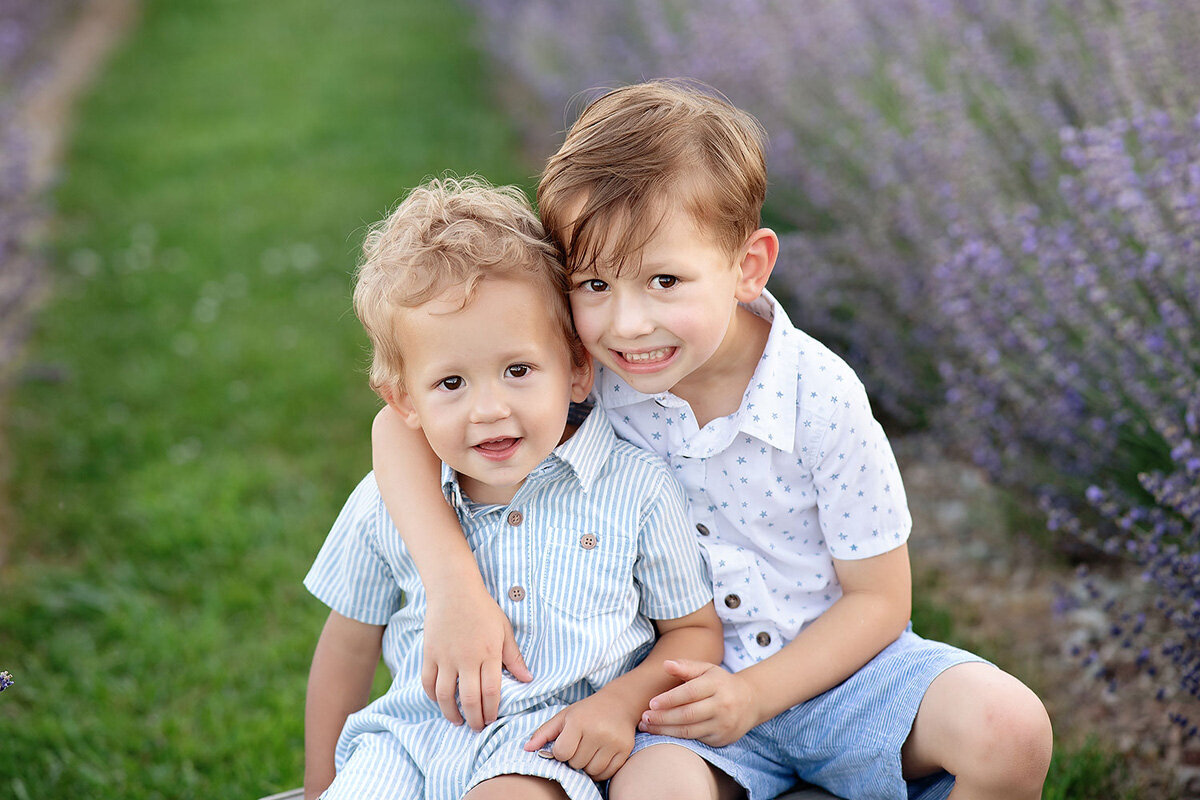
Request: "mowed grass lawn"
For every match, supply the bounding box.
[0,1,531,797]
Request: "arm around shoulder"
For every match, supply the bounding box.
[371,405,533,729]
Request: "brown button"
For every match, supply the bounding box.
[579,533,598,550]
[507,585,526,602]
[755,631,772,647]
[696,523,710,536]
[506,510,523,526]
[536,747,555,759]
[724,594,741,609]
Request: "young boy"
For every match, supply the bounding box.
[372,83,1054,800]
[304,176,723,800]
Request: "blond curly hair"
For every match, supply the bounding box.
[353,176,582,398]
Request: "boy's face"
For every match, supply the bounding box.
[568,205,751,397]
[392,276,592,505]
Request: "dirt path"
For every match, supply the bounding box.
[0,0,138,566]
[18,0,139,194]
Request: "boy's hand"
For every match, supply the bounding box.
[422,587,532,730]
[637,659,759,747]
[524,692,639,781]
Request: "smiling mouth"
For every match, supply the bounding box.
[614,346,677,371]
[473,437,521,461]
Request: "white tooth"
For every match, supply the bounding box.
[626,347,670,363]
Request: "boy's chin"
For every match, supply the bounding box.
[614,368,678,396]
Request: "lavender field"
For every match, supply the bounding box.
[465,0,1200,767]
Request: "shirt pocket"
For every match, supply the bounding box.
[539,528,633,618]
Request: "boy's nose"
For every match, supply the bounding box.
[610,292,655,338]
[468,385,511,423]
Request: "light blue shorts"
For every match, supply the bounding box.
[631,628,988,800]
[322,706,600,800]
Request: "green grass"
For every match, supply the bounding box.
[0,1,530,797]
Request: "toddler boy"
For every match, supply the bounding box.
[304,176,721,800]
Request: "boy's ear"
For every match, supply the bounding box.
[570,351,595,403]
[380,385,423,430]
[733,228,779,304]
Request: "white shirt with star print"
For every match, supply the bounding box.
[592,289,911,672]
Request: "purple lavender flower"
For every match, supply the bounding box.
[938,109,1200,721]
[0,671,12,692]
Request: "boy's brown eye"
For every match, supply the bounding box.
[506,365,530,378]
[439,376,463,390]
[653,275,678,289]
[583,279,608,292]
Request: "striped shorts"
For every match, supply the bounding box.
[322,705,600,800]
[631,628,988,800]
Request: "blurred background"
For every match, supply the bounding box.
[1,1,1197,797]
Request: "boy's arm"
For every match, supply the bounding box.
[639,544,912,746]
[524,603,724,780]
[304,611,384,800]
[371,406,531,731]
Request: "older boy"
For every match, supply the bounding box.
[372,84,1053,800]
[304,176,721,800]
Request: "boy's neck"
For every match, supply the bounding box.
[458,475,521,506]
[670,305,771,428]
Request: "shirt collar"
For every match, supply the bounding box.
[735,289,800,452]
[547,404,616,492]
[593,288,799,452]
[440,406,616,509]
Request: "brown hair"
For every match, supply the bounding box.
[353,176,582,398]
[538,79,768,275]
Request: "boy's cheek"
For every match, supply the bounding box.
[567,309,605,345]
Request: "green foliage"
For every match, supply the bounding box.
[0,1,527,797]
[1044,738,1141,800]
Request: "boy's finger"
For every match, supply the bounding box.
[480,659,503,725]
[566,737,599,771]
[458,671,485,731]
[524,713,565,751]
[434,670,464,726]
[648,673,715,711]
[584,748,619,780]
[661,658,712,682]
[502,630,533,682]
[637,718,709,741]
[594,750,626,782]
[550,723,582,763]
[642,697,711,727]
[421,660,437,703]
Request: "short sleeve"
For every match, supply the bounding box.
[304,474,403,625]
[632,465,713,620]
[810,369,911,560]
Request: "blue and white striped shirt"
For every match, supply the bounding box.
[305,408,713,730]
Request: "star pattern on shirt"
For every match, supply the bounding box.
[596,290,911,672]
